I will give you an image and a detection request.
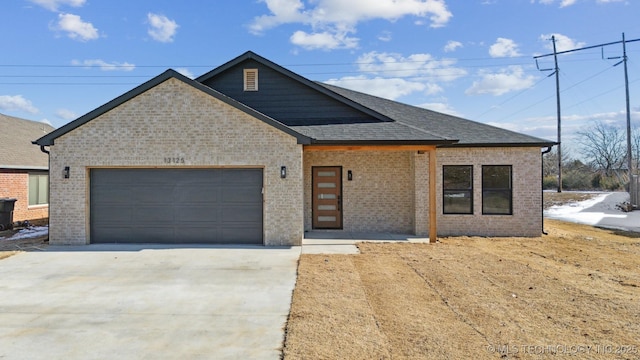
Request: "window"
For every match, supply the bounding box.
[443,165,473,214]
[28,173,48,206]
[482,165,512,215]
[243,69,258,91]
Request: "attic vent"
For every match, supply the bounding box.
[244,69,258,91]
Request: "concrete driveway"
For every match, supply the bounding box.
[0,244,300,360]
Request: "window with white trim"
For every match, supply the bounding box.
[243,69,258,91]
[28,173,48,206]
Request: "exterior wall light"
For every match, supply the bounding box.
[347,170,353,181]
[64,166,70,179]
[280,166,286,179]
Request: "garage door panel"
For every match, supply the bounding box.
[175,206,219,222]
[132,185,174,203]
[92,206,133,223]
[222,169,262,184]
[222,187,262,203]
[175,186,219,203]
[91,168,262,244]
[134,206,175,222]
[92,226,134,243]
[222,226,263,243]
[222,205,263,223]
[92,187,133,203]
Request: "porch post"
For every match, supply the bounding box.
[429,149,437,243]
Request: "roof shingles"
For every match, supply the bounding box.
[319,83,555,147]
[1,113,54,169]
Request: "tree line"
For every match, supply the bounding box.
[543,121,640,191]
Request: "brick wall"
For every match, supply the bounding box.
[435,147,542,237]
[0,170,48,223]
[304,147,543,238]
[304,151,414,233]
[48,78,303,246]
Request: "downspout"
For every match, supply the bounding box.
[39,145,50,240]
[541,146,553,235]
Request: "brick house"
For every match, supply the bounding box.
[1,113,54,223]
[34,51,555,246]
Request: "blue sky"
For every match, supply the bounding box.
[1,0,639,155]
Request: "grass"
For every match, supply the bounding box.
[282,219,640,359]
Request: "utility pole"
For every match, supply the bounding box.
[552,35,562,193]
[534,35,640,193]
[622,33,633,185]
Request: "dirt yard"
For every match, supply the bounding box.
[283,219,640,359]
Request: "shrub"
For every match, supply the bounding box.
[543,176,558,190]
[562,170,591,190]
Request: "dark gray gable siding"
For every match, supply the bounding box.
[200,59,384,126]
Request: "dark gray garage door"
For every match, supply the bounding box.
[90,168,263,244]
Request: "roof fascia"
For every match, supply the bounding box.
[439,142,557,148]
[309,139,459,146]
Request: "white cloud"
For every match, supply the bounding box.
[147,13,179,43]
[40,118,53,126]
[378,31,392,42]
[71,59,135,71]
[539,33,586,52]
[290,30,358,50]
[55,108,77,120]
[54,13,99,41]
[325,76,426,100]
[532,0,577,6]
[176,68,195,79]
[249,0,452,50]
[28,0,85,11]
[489,37,521,57]
[418,102,460,116]
[356,51,467,82]
[0,95,39,114]
[465,66,537,96]
[444,40,462,52]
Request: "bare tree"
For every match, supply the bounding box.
[543,146,576,177]
[577,121,626,176]
[632,125,640,173]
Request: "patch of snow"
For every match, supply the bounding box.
[0,226,48,241]
[545,192,640,233]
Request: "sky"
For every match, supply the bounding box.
[1,0,640,156]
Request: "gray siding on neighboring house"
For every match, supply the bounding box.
[201,59,380,126]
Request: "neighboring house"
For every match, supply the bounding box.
[1,113,54,222]
[34,51,555,246]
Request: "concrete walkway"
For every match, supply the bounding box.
[302,231,430,254]
[0,245,300,360]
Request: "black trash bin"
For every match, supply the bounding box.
[0,198,17,231]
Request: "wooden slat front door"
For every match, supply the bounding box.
[312,166,342,229]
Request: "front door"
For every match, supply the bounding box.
[312,166,342,229]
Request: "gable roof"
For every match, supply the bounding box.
[198,51,553,148]
[0,113,54,170]
[35,51,555,149]
[34,69,313,147]
[197,51,395,124]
